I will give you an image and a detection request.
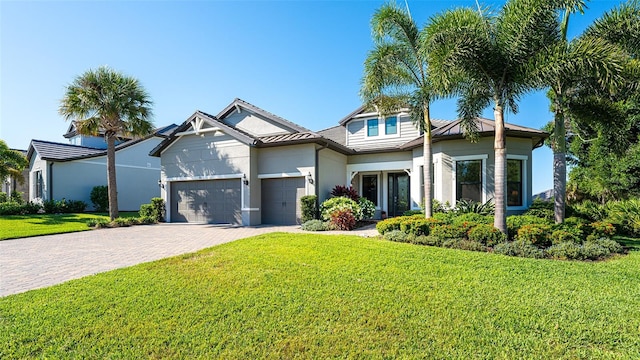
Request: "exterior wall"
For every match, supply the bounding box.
[223,109,292,136]
[29,154,49,201]
[51,138,162,211]
[160,132,252,223]
[424,136,534,214]
[317,148,347,203]
[345,114,420,150]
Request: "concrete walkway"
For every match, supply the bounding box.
[0,223,378,297]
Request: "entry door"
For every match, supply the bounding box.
[388,173,410,217]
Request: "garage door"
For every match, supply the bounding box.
[261,177,305,225]
[171,179,241,224]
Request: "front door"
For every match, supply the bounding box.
[388,172,410,217]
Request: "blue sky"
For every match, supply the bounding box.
[0,0,622,194]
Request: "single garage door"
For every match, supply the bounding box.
[171,179,241,224]
[261,177,305,225]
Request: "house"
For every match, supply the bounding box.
[1,149,29,203]
[27,123,177,211]
[151,98,547,225]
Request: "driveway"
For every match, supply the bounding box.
[0,223,377,297]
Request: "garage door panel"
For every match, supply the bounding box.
[171,179,241,224]
[261,177,305,225]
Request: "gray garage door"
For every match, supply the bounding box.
[171,179,241,224]
[261,177,305,225]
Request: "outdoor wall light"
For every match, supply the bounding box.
[158,180,164,189]
[307,172,314,184]
[243,174,249,186]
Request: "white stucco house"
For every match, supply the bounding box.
[27,123,177,211]
[151,98,547,225]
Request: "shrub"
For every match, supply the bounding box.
[403,210,424,216]
[139,204,154,218]
[65,200,87,213]
[494,240,545,259]
[506,215,551,240]
[300,195,318,222]
[549,229,580,245]
[572,200,608,222]
[432,199,452,213]
[138,216,156,225]
[400,218,442,236]
[546,242,585,260]
[517,224,551,248]
[467,224,507,246]
[10,191,24,205]
[0,202,22,215]
[523,208,554,221]
[453,198,494,215]
[301,219,328,231]
[86,218,110,228]
[411,235,443,246]
[328,208,356,231]
[590,238,623,254]
[376,217,405,234]
[140,198,165,222]
[330,185,359,201]
[452,213,492,226]
[432,212,455,224]
[112,217,132,227]
[0,192,8,203]
[442,239,486,252]
[529,198,554,210]
[590,221,616,238]
[358,197,376,219]
[384,230,410,243]
[321,197,362,221]
[606,199,640,236]
[21,202,42,214]
[431,224,468,240]
[90,185,109,212]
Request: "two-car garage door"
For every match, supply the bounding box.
[171,179,241,224]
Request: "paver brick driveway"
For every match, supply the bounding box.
[0,223,377,297]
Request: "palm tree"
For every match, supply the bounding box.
[0,139,28,187]
[531,3,629,223]
[59,67,153,220]
[425,0,578,234]
[361,2,436,218]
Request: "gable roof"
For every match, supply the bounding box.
[217,98,310,133]
[399,118,548,150]
[28,124,177,162]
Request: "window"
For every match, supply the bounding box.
[385,116,397,135]
[34,170,43,199]
[456,160,482,202]
[367,119,378,136]
[507,159,523,206]
[362,175,378,206]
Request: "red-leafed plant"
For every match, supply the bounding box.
[329,208,357,231]
[330,185,359,201]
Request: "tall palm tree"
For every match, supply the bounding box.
[0,139,28,186]
[60,67,153,220]
[361,2,436,218]
[531,2,629,223]
[425,0,578,234]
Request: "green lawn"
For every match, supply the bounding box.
[1,233,639,359]
[0,212,139,240]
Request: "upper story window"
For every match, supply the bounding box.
[367,119,379,137]
[365,116,399,138]
[385,116,397,135]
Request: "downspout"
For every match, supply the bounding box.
[315,142,329,217]
[48,162,54,201]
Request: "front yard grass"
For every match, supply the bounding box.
[0,212,139,240]
[2,233,639,358]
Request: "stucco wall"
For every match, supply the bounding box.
[317,148,347,203]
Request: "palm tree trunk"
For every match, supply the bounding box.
[106,134,119,220]
[494,106,507,234]
[553,105,566,224]
[423,104,433,218]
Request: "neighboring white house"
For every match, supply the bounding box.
[151,98,547,225]
[27,124,177,211]
[1,149,29,203]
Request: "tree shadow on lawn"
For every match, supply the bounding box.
[4,214,92,226]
